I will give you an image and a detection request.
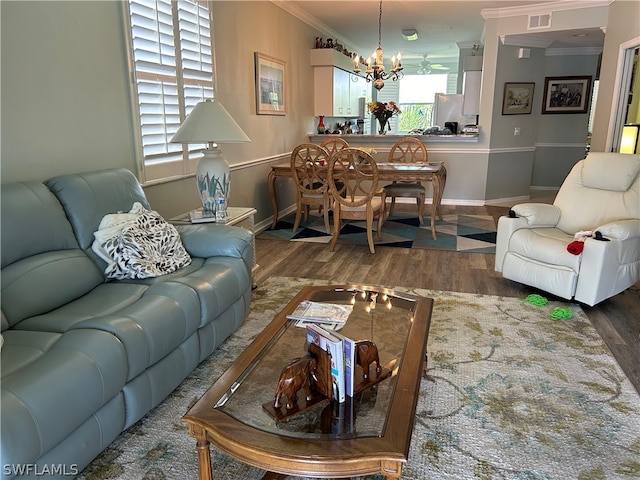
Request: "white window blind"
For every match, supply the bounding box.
[124,0,214,182]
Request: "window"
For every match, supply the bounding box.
[397,74,448,132]
[123,0,214,183]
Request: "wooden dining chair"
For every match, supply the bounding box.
[327,148,386,254]
[320,137,349,156]
[383,137,428,224]
[290,143,332,234]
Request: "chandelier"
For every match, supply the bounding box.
[352,0,403,91]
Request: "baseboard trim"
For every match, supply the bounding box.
[484,195,530,206]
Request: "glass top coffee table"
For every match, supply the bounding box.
[182,284,433,479]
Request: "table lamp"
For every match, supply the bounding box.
[171,99,251,211]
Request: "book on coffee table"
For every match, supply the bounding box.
[288,301,352,329]
[305,324,346,403]
[331,330,356,397]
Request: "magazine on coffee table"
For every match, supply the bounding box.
[288,301,353,330]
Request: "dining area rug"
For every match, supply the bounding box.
[258,212,497,253]
[79,276,640,480]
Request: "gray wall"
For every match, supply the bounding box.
[1,2,135,181]
[1,1,314,222]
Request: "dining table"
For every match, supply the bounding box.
[267,161,447,239]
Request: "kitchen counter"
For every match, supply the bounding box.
[308,133,479,145]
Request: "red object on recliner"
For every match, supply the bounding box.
[567,240,584,255]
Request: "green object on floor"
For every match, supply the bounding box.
[550,307,573,320]
[526,294,548,306]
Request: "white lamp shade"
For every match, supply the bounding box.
[171,99,250,144]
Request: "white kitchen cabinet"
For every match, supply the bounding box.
[313,66,369,117]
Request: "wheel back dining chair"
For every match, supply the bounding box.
[317,138,349,214]
[320,137,349,157]
[290,143,332,234]
[383,137,428,224]
[327,148,386,254]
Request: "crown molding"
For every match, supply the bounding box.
[482,0,612,19]
[271,0,361,52]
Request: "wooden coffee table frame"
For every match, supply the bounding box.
[183,285,433,480]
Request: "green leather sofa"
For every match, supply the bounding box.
[1,168,253,479]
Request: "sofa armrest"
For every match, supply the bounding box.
[176,224,253,259]
[510,203,561,227]
[596,219,640,241]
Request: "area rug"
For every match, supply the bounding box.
[79,277,640,480]
[258,212,497,253]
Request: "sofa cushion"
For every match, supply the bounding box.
[1,250,105,328]
[46,168,150,252]
[1,329,128,469]
[555,155,640,235]
[15,282,201,380]
[582,152,640,191]
[135,257,251,328]
[1,182,105,327]
[1,182,79,268]
[509,227,581,271]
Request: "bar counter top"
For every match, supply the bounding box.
[308,133,479,145]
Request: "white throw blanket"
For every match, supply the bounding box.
[92,202,191,280]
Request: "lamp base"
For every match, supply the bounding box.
[196,147,230,211]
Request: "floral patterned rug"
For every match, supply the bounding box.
[79,276,640,480]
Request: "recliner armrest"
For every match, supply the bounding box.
[596,219,640,241]
[176,224,253,259]
[511,203,561,227]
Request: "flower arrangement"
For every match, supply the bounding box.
[368,101,401,134]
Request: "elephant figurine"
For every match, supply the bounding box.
[273,356,318,410]
[355,340,381,380]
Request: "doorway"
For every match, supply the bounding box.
[609,41,640,152]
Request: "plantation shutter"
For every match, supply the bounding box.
[125,0,214,182]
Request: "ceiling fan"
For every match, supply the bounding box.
[417,54,449,74]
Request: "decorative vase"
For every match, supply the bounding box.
[377,117,388,135]
[317,115,326,134]
[196,150,230,212]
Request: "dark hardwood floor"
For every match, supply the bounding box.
[254,204,640,395]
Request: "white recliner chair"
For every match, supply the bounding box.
[495,152,640,306]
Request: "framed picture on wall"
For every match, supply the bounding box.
[502,82,535,115]
[541,76,592,114]
[254,52,287,115]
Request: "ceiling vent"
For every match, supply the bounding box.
[528,13,551,30]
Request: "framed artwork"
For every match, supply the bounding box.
[502,82,535,115]
[541,76,592,114]
[254,52,287,115]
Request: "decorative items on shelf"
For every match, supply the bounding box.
[369,101,401,135]
[317,115,326,134]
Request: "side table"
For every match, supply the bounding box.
[171,207,258,287]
